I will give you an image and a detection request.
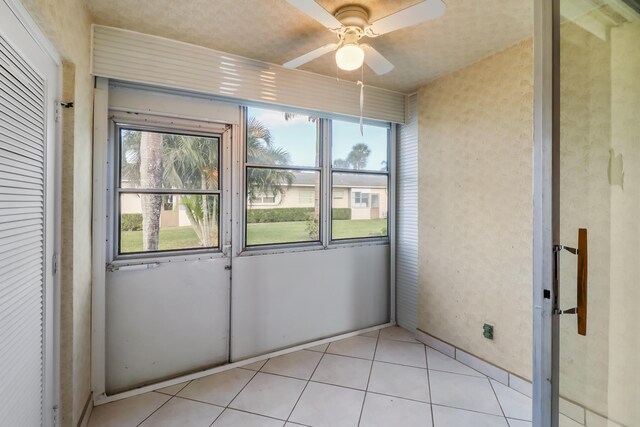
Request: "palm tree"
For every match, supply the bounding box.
[162,134,219,247]
[122,116,295,249]
[139,132,163,251]
[246,116,294,204]
[346,143,371,170]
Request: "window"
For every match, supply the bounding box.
[298,189,315,204]
[245,107,321,246]
[331,120,390,240]
[117,127,220,255]
[353,191,370,208]
[163,195,174,211]
[251,194,279,205]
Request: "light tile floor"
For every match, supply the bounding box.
[88,326,533,427]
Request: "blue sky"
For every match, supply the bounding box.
[249,107,388,170]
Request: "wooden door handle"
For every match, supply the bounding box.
[576,228,587,336]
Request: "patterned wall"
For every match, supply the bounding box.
[417,39,534,380]
[19,1,95,425]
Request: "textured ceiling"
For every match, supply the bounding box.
[84,0,533,93]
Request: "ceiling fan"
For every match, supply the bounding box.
[283,0,446,75]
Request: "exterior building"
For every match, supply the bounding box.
[121,171,388,226]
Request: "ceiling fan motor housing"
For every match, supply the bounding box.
[335,5,369,33]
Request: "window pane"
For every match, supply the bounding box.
[332,173,388,240]
[246,107,319,167]
[119,193,219,254]
[246,168,320,246]
[332,120,389,171]
[120,129,219,190]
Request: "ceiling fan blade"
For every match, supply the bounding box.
[361,44,394,75]
[365,0,446,37]
[287,0,343,31]
[283,43,339,69]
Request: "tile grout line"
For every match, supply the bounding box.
[121,328,434,426]
[136,394,175,427]
[214,366,262,425]
[154,380,193,397]
[425,343,436,427]
[284,341,328,424]
[214,406,304,425]
[356,330,380,426]
[487,378,510,423]
[431,402,519,419]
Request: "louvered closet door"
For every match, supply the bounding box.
[0,28,50,427]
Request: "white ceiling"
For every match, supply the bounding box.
[84,0,533,93]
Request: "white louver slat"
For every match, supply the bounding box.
[0,32,46,427]
[396,93,419,333]
[91,25,406,124]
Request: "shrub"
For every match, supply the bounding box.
[331,208,352,220]
[247,207,315,223]
[305,218,319,240]
[121,213,143,231]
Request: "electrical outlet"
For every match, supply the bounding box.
[483,323,494,340]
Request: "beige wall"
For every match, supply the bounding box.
[417,39,534,380]
[19,1,94,426]
[607,21,640,426]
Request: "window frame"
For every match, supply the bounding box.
[329,119,391,243]
[239,108,393,251]
[243,106,324,249]
[113,122,224,259]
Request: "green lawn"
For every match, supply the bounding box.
[120,226,204,253]
[120,219,387,252]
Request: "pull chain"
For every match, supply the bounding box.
[357,64,364,136]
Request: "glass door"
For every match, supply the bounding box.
[555,1,640,426]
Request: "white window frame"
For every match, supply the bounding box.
[111,122,224,259]
[243,106,324,249]
[329,119,391,243]
[240,107,393,251]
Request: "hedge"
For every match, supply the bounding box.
[121,213,143,231]
[332,208,352,220]
[122,209,354,227]
[248,207,314,223]
[247,207,354,223]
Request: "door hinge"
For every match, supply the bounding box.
[52,253,59,275]
[54,102,61,123]
[52,405,59,427]
[224,264,232,271]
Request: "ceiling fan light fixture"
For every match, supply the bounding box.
[335,43,364,71]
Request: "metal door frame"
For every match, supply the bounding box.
[533,1,560,426]
[91,80,238,400]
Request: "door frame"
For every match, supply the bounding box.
[1,1,61,425]
[532,0,560,426]
[91,80,238,399]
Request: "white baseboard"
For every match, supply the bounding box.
[94,322,394,406]
[78,392,93,427]
[415,329,624,427]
